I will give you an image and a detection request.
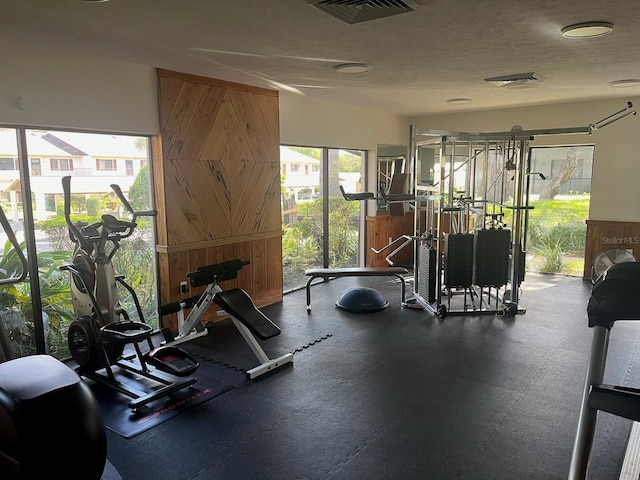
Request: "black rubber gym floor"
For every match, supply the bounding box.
[103,273,640,479]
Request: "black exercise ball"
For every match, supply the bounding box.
[335,287,389,313]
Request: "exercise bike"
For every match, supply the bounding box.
[0,204,107,479]
[60,175,199,411]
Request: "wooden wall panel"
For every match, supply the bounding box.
[366,214,414,267]
[231,161,281,236]
[154,69,282,331]
[163,158,232,244]
[160,239,281,330]
[584,219,640,279]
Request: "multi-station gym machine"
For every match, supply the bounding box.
[403,102,636,318]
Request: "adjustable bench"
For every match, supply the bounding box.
[304,267,409,312]
[213,288,294,379]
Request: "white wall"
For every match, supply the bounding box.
[279,91,409,150]
[1,41,408,162]
[410,98,640,222]
[0,41,159,134]
[4,41,639,223]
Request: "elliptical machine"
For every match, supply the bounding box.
[60,176,199,411]
[0,203,107,479]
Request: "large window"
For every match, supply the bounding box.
[281,145,367,292]
[526,145,594,276]
[0,127,155,362]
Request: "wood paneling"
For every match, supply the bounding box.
[366,214,414,267]
[154,69,282,331]
[584,219,640,280]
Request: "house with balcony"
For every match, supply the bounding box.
[0,129,148,221]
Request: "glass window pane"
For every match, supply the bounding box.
[25,129,156,359]
[527,145,593,276]
[0,213,34,362]
[281,146,323,292]
[330,148,365,268]
[280,145,367,293]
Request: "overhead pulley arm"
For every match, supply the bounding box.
[589,101,636,133]
[477,101,637,139]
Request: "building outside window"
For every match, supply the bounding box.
[0,157,17,170]
[50,158,73,171]
[96,158,117,171]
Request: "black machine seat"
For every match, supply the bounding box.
[213,288,281,340]
[0,355,107,480]
[339,185,375,201]
[0,354,79,400]
[588,261,640,329]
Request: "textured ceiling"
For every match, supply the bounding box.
[3,0,640,116]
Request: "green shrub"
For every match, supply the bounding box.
[86,197,100,216]
[526,197,589,275]
[37,215,100,251]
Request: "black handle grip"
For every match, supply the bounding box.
[158,295,202,316]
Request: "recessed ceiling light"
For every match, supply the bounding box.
[610,79,640,88]
[334,63,370,74]
[447,98,472,105]
[561,21,613,38]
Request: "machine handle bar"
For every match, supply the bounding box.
[0,207,27,285]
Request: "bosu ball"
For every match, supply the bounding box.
[335,287,389,313]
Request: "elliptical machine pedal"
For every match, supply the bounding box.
[146,345,200,377]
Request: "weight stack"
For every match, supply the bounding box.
[418,243,437,303]
[474,229,510,287]
[444,233,474,288]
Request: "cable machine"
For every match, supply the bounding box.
[408,102,636,318]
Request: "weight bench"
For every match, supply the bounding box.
[304,267,408,312]
[213,288,294,379]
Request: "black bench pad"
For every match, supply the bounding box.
[213,288,280,340]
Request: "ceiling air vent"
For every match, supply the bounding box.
[484,72,544,87]
[306,0,418,24]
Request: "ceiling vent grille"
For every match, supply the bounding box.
[306,0,417,24]
[484,72,544,87]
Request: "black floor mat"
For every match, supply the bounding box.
[91,369,235,438]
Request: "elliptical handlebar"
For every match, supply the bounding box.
[63,176,154,250]
[110,183,157,216]
[108,183,156,240]
[62,175,92,253]
[0,205,27,285]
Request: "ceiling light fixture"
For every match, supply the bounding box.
[561,21,613,38]
[334,63,370,74]
[610,79,640,88]
[447,98,472,105]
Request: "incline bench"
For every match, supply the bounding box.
[304,267,408,312]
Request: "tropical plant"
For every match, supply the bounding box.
[0,240,75,359]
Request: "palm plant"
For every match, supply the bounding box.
[0,240,75,359]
